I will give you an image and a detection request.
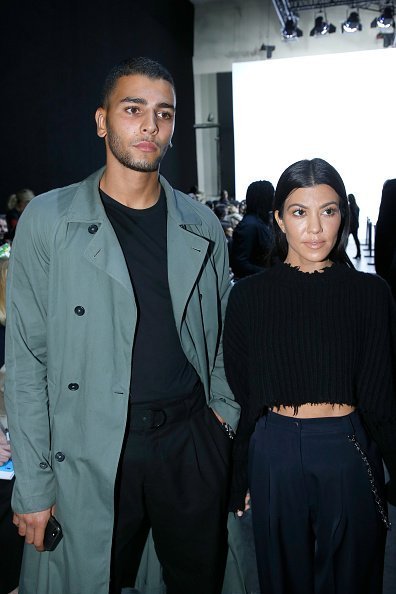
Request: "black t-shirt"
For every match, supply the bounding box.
[100,188,199,403]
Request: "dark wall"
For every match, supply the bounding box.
[217,72,235,199]
[1,0,196,211]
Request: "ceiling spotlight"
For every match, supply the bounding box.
[342,11,362,33]
[310,15,336,36]
[371,5,395,29]
[282,16,303,39]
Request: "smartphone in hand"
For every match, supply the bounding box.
[44,515,63,551]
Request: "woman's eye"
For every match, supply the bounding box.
[323,207,338,216]
[292,209,305,217]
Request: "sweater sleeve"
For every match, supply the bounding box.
[223,282,257,511]
[357,277,396,504]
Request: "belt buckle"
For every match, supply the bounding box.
[151,408,167,429]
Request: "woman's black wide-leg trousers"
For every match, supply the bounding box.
[249,410,387,594]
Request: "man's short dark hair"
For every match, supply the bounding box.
[100,56,176,108]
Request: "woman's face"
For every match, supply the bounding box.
[274,184,341,272]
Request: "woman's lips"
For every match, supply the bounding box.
[304,241,325,249]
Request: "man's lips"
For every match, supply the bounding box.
[134,141,158,152]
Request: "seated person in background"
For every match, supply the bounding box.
[0,256,24,594]
[230,180,275,280]
[214,203,228,222]
[220,220,233,261]
[5,189,34,242]
[224,204,242,230]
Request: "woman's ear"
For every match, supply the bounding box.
[274,210,285,233]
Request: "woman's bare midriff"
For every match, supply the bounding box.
[273,403,356,418]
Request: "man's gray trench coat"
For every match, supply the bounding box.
[5,168,241,594]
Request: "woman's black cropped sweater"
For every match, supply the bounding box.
[223,262,396,511]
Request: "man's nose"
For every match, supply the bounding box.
[141,112,158,134]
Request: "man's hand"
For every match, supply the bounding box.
[13,507,53,552]
[212,410,225,424]
[235,491,251,517]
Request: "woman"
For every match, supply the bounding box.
[375,178,396,300]
[348,193,361,259]
[224,158,396,594]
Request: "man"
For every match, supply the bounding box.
[5,57,240,594]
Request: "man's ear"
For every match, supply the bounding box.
[274,210,285,232]
[95,108,107,139]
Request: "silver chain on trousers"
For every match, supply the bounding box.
[347,434,391,530]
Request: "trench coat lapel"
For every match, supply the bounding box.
[84,223,133,295]
[167,216,208,330]
[162,176,210,331]
[66,168,133,295]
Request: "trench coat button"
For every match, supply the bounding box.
[55,452,65,462]
[68,382,79,391]
[74,306,85,316]
[88,224,98,234]
[39,462,48,469]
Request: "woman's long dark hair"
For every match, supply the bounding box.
[272,158,352,266]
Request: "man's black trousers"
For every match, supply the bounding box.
[110,386,231,594]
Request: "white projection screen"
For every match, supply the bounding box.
[232,48,396,232]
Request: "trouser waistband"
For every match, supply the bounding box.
[128,383,206,431]
[264,409,362,434]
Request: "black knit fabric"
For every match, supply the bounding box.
[223,261,396,511]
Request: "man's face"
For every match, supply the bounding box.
[96,74,176,173]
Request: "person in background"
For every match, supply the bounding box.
[224,158,396,594]
[224,204,242,230]
[375,179,396,301]
[230,180,275,280]
[220,220,234,261]
[5,56,239,594]
[214,203,228,223]
[0,256,24,594]
[0,217,9,246]
[5,189,34,242]
[187,185,199,201]
[348,193,361,259]
[219,189,229,205]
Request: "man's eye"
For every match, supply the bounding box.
[158,111,173,120]
[126,106,139,114]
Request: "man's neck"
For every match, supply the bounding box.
[100,164,161,210]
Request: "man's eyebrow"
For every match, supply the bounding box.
[120,97,175,110]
